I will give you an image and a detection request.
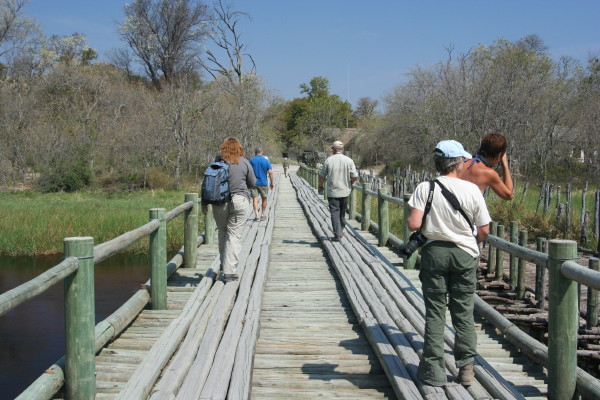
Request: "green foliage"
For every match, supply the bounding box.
[39,158,94,192]
[0,190,199,256]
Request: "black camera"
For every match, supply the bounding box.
[400,231,427,256]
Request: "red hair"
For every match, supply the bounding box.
[220,137,244,164]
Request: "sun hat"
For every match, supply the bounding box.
[433,140,471,159]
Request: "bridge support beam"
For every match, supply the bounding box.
[64,237,96,400]
[184,193,198,268]
[547,239,578,400]
[149,208,167,310]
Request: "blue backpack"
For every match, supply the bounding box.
[201,161,230,205]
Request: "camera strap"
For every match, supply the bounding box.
[433,179,474,232]
[417,180,435,232]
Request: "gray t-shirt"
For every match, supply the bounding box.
[228,157,256,201]
[319,153,359,198]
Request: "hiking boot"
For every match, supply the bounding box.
[458,363,474,386]
[223,274,239,283]
[331,236,341,242]
[260,215,267,221]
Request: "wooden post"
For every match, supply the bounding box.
[361,181,371,231]
[323,179,328,201]
[377,187,389,247]
[183,193,198,268]
[403,194,417,270]
[495,224,505,281]
[509,221,519,289]
[536,181,545,213]
[547,240,578,400]
[488,221,498,275]
[64,237,96,400]
[149,208,167,310]
[204,204,216,245]
[587,258,599,329]
[535,237,547,309]
[581,181,588,226]
[517,230,528,300]
[349,184,357,220]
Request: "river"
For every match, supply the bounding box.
[0,253,151,399]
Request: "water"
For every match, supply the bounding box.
[0,253,150,399]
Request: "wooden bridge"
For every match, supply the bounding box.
[3,165,600,400]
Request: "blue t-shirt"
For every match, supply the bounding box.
[249,155,272,185]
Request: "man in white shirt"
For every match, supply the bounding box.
[406,140,491,387]
[318,141,358,241]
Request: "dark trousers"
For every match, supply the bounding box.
[328,197,348,238]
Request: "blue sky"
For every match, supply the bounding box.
[23,0,600,108]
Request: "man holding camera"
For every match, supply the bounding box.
[406,140,491,387]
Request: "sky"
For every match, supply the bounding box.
[23,0,600,108]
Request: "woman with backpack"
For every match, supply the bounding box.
[201,137,256,282]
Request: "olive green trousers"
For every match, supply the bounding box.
[417,241,478,386]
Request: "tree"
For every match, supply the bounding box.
[119,0,210,89]
[354,97,379,120]
[0,0,39,58]
[277,76,353,152]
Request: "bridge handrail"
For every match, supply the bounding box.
[3,193,214,400]
[0,257,79,317]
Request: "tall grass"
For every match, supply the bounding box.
[353,181,599,249]
[0,190,202,256]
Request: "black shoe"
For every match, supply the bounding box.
[331,236,341,242]
[223,274,239,282]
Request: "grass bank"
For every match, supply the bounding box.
[0,190,202,256]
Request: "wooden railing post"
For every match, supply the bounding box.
[509,221,519,289]
[536,237,547,309]
[323,179,328,201]
[495,224,505,281]
[587,257,599,329]
[204,204,215,245]
[149,208,167,310]
[516,230,528,299]
[403,194,417,270]
[488,221,498,275]
[183,193,198,268]
[547,239,578,400]
[378,188,389,247]
[349,185,357,220]
[361,181,371,231]
[64,236,95,400]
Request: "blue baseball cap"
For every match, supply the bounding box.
[433,140,471,159]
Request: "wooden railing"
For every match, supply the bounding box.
[298,163,600,400]
[0,193,217,400]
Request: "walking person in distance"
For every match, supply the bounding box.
[406,140,491,387]
[249,147,274,221]
[318,140,358,242]
[201,138,256,283]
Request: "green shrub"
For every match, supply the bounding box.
[39,158,94,192]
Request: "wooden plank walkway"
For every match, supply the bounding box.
[86,167,551,400]
[251,176,396,399]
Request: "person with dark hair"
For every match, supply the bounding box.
[406,140,491,387]
[202,138,256,283]
[318,140,358,242]
[459,133,514,200]
[249,147,274,221]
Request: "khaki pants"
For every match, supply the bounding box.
[417,241,478,386]
[212,195,249,275]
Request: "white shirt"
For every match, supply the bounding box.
[408,175,491,257]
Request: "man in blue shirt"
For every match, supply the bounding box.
[249,147,274,221]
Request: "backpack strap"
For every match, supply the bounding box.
[433,179,474,232]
